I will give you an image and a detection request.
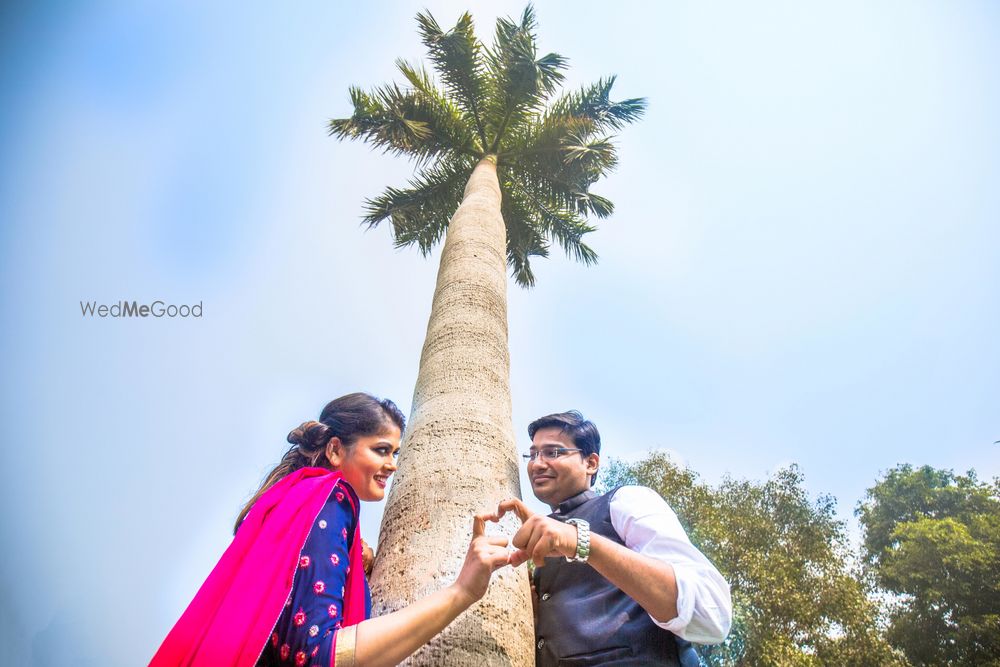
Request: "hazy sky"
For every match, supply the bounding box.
[2,1,998,664]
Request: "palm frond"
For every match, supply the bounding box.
[395,59,482,155]
[415,10,490,149]
[548,76,647,132]
[329,83,477,164]
[507,175,598,265]
[501,180,550,287]
[363,159,474,254]
[561,134,619,171]
[499,122,619,219]
[524,170,615,219]
[484,5,568,153]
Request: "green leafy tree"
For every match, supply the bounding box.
[603,453,905,666]
[328,7,644,664]
[857,465,1000,666]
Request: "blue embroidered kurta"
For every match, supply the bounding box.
[259,485,371,666]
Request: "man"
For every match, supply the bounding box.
[496,411,731,666]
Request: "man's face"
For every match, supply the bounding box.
[527,426,600,508]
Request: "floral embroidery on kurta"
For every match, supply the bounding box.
[257,485,371,666]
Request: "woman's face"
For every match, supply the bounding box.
[334,426,401,502]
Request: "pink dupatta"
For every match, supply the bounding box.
[149,467,368,667]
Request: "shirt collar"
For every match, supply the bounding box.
[554,488,597,515]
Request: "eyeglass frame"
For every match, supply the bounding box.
[522,446,586,462]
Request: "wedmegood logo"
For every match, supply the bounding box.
[79,300,203,318]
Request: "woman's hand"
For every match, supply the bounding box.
[452,515,513,606]
[352,516,512,667]
[361,538,375,576]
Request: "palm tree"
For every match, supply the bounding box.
[329,7,644,665]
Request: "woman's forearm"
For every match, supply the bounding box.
[348,515,510,666]
[351,584,473,667]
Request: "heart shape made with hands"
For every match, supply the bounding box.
[475,498,580,568]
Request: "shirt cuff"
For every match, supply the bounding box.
[652,562,693,633]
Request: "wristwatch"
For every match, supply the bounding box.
[564,518,591,563]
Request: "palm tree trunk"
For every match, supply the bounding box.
[370,156,533,666]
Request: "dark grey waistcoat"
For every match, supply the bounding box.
[533,488,681,666]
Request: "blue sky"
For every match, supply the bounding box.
[2,1,998,664]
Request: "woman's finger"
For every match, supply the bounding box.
[486,548,512,570]
[472,514,486,538]
[486,535,509,547]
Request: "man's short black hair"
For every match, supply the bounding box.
[528,410,601,485]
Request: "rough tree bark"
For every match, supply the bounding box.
[370,156,534,666]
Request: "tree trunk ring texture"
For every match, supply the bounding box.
[370,157,534,666]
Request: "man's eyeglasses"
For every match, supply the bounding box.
[522,447,584,462]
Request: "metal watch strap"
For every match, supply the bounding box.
[564,518,591,563]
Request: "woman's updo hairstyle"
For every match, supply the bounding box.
[285,420,333,466]
[235,392,405,533]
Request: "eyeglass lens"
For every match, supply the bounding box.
[523,447,573,461]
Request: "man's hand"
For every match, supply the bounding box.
[492,498,686,632]
[494,498,579,568]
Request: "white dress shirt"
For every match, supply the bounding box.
[609,485,732,644]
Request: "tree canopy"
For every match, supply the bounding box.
[857,465,1000,666]
[602,454,904,666]
[328,6,645,286]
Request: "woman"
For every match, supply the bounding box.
[150,392,510,667]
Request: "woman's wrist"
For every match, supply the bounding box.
[447,582,478,611]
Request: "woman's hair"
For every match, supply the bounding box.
[234,392,405,533]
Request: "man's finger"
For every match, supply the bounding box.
[509,549,531,568]
[531,534,556,568]
[522,524,547,558]
[510,522,531,550]
[497,498,532,522]
[527,532,548,568]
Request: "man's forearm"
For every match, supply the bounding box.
[586,532,679,623]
